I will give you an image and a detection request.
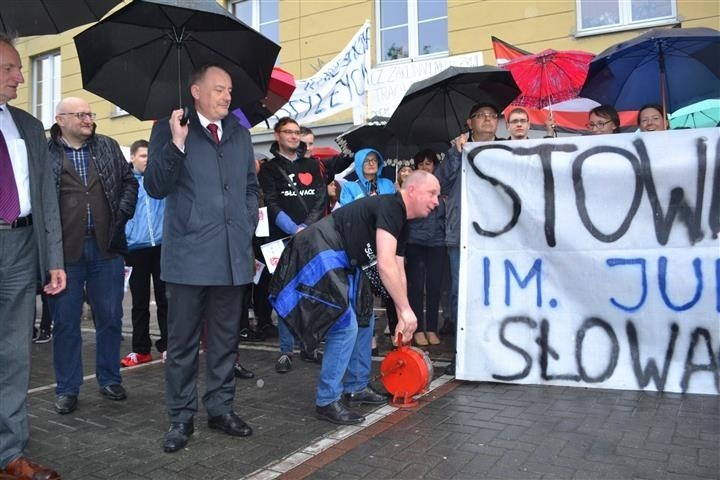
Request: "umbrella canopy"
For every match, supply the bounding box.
[669,98,720,128]
[386,65,521,145]
[233,66,296,128]
[311,146,341,160]
[504,49,595,109]
[0,0,121,36]
[73,0,280,121]
[335,116,441,166]
[579,27,720,113]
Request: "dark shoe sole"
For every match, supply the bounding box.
[343,398,389,408]
[100,388,127,401]
[54,398,78,415]
[314,411,364,425]
[208,421,252,437]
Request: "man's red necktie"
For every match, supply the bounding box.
[207,123,220,144]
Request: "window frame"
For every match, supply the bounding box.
[375,0,448,64]
[575,0,678,37]
[31,50,61,130]
[230,0,280,45]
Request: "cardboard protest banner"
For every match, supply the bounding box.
[456,128,719,395]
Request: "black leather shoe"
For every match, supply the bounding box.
[233,362,255,379]
[315,400,365,425]
[299,348,323,364]
[163,421,194,453]
[342,386,390,407]
[99,384,127,401]
[55,395,78,415]
[208,412,252,437]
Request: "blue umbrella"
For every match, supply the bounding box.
[580,27,720,113]
[669,99,720,128]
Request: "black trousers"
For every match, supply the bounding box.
[405,244,446,333]
[165,282,248,422]
[126,246,168,354]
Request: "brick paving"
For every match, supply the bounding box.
[23,300,719,480]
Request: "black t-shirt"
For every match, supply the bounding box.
[332,192,408,268]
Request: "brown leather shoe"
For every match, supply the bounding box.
[0,456,60,479]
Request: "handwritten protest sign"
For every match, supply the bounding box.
[272,22,370,125]
[260,238,286,275]
[456,128,719,395]
[255,206,269,237]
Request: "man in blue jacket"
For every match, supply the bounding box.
[121,139,168,367]
[146,64,259,453]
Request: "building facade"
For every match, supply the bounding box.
[11,0,720,154]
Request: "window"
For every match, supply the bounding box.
[576,0,677,36]
[231,0,279,45]
[377,0,448,62]
[32,51,61,129]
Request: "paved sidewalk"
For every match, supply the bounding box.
[25,313,719,479]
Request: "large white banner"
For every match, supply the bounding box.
[457,128,719,395]
[272,22,370,125]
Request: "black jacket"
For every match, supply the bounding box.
[48,124,138,254]
[258,141,327,242]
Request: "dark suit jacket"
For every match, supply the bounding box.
[145,109,259,286]
[8,105,63,281]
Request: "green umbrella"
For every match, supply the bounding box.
[669,99,720,128]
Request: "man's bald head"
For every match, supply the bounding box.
[55,97,95,147]
[401,170,441,219]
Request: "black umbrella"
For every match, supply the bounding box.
[73,0,280,121]
[386,65,521,145]
[579,27,720,113]
[335,116,447,167]
[0,0,121,36]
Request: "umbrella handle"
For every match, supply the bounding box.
[179,106,190,126]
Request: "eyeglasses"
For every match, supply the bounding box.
[279,129,301,136]
[364,157,379,164]
[471,112,499,120]
[57,112,96,121]
[508,118,528,125]
[586,120,612,129]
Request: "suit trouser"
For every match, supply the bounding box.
[165,283,247,423]
[0,227,37,468]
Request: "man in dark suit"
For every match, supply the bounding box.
[0,34,65,480]
[145,64,259,453]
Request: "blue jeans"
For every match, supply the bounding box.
[316,276,375,406]
[49,237,124,396]
[278,315,297,354]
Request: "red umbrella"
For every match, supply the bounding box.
[234,66,296,128]
[504,49,595,109]
[311,146,341,160]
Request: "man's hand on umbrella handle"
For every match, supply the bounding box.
[545,111,557,137]
[395,306,418,344]
[170,108,189,151]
